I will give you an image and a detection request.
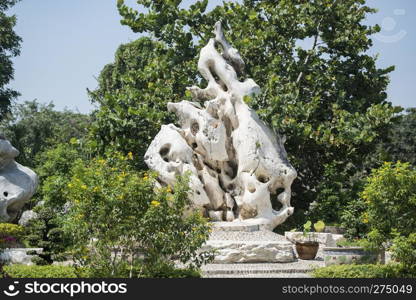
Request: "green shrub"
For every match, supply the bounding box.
[1,263,199,279]
[24,206,70,265]
[336,239,367,248]
[140,262,201,278]
[63,153,214,278]
[390,233,416,274]
[0,223,25,239]
[2,265,90,278]
[0,224,25,248]
[357,162,416,272]
[362,162,416,246]
[312,264,413,278]
[23,142,87,264]
[340,197,369,239]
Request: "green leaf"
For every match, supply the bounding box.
[314,221,325,232]
[249,11,257,20]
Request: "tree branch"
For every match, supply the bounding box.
[296,22,321,84]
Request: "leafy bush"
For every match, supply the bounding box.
[361,162,416,249]
[0,100,90,168]
[35,142,86,208]
[24,206,70,265]
[0,223,24,239]
[0,224,24,248]
[390,233,416,274]
[2,265,90,278]
[307,162,369,239]
[63,153,213,278]
[336,239,367,248]
[1,263,199,278]
[312,264,413,278]
[340,197,369,239]
[23,143,85,264]
[139,262,201,278]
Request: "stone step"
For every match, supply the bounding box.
[211,221,263,232]
[204,273,312,278]
[201,261,324,277]
[203,230,297,263]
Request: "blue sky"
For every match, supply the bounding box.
[6,0,415,114]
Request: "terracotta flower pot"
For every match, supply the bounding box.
[296,241,319,260]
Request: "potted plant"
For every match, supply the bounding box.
[295,220,325,260]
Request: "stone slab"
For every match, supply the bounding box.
[211,221,260,232]
[0,248,43,265]
[203,230,296,263]
[204,273,312,278]
[203,240,295,263]
[201,260,324,274]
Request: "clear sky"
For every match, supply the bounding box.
[6,0,416,114]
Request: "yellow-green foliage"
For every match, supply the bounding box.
[0,223,25,239]
[312,264,411,278]
[390,233,416,273]
[361,162,416,246]
[2,265,90,278]
[0,223,25,248]
[1,264,200,278]
[63,152,213,277]
[314,220,325,232]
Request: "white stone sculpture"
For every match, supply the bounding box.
[145,22,297,230]
[0,136,38,222]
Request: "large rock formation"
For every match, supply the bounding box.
[145,22,297,230]
[0,136,38,222]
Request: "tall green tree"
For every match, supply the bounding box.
[109,0,400,227]
[0,100,90,168]
[378,108,416,165]
[88,37,196,169]
[0,0,21,120]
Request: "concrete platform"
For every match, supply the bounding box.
[203,223,296,263]
[0,248,43,265]
[211,221,261,232]
[201,260,324,278]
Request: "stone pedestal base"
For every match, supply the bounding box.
[0,248,43,265]
[202,222,296,263]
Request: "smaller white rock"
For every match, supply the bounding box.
[203,227,296,263]
[0,248,43,265]
[18,210,38,227]
[209,211,223,222]
[211,221,260,232]
[203,240,295,263]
